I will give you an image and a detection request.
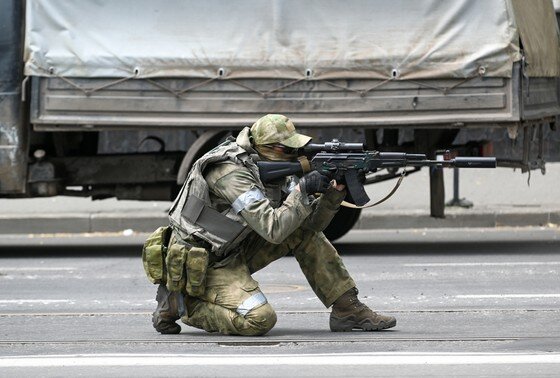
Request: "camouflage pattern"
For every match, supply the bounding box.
[302,186,347,233]
[181,253,277,336]
[204,162,314,245]
[185,246,209,297]
[180,228,355,335]
[142,226,171,284]
[250,114,311,148]
[244,227,355,307]
[173,127,354,335]
[165,115,355,336]
[168,128,260,256]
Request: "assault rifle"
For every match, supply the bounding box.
[257,139,497,207]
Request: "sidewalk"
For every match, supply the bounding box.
[0,164,559,235]
[357,162,560,229]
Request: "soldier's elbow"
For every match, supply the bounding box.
[261,234,285,245]
[258,229,288,245]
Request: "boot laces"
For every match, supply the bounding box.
[350,296,368,311]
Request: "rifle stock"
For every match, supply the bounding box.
[257,161,303,183]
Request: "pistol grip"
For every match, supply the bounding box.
[345,170,370,206]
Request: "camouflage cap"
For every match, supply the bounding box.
[250,114,311,148]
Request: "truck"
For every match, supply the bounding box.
[1,0,559,240]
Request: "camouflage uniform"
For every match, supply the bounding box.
[177,116,355,335]
[154,114,394,336]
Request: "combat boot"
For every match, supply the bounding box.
[330,287,396,332]
[152,284,183,334]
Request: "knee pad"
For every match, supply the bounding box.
[240,303,277,336]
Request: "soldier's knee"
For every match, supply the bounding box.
[239,303,277,336]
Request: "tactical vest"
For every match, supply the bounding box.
[168,137,264,257]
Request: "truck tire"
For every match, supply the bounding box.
[323,206,362,241]
[176,130,231,185]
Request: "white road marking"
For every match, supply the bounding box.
[0,300,73,304]
[0,267,76,271]
[0,353,559,367]
[456,294,560,299]
[404,262,560,267]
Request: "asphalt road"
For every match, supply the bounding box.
[0,229,559,377]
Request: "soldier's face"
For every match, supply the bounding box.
[256,144,300,161]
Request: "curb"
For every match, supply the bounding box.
[0,209,559,235]
[0,213,168,234]
[356,209,560,230]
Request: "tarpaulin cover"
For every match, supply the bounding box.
[23,0,558,80]
[511,0,560,77]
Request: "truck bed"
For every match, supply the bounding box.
[30,65,559,130]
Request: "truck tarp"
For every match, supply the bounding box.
[511,0,560,77]
[24,0,559,81]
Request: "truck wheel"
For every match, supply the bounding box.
[176,130,231,185]
[323,206,362,241]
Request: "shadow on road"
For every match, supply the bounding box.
[0,244,143,258]
[333,240,560,256]
[0,239,558,258]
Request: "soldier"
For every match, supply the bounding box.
[149,114,396,335]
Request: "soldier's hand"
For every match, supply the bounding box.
[298,171,331,195]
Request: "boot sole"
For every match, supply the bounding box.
[330,315,397,332]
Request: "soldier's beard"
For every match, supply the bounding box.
[254,145,298,162]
